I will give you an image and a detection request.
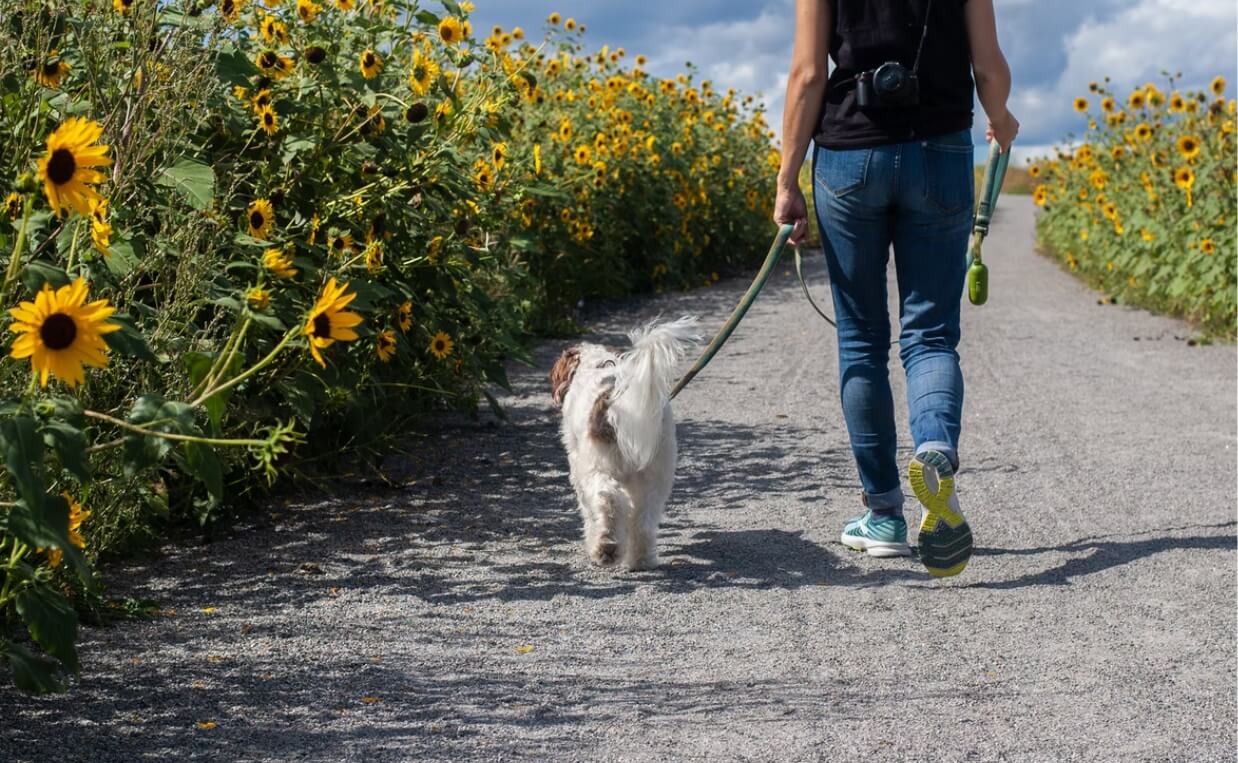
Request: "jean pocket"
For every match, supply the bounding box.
[816,147,871,198]
[922,138,974,214]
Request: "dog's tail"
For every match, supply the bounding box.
[608,316,700,471]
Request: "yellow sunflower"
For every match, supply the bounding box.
[247,286,271,310]
[1134,123,1153,141]
[1099,96,1115,113]
[1033,185,1048,206]
[557,117,572,142]
[359,49,383,79]
[296,0,320,22]
[429,330,453,359]
[574,145,591,164]
[37,117,112,217]
[533,143,542,175]
[337,0,354,8]
[1127,90,1145,110]
[327,231,353,257]
[547,11,561,25]
[8,278,120,388]
[1169,92,1186,112]
[257,105,279,135]
[564,17,576,31]
[113,0,135,14]
[473,160,494,191]
[4,192,22,220]
[33,53,71,89]
[364,241,383,273]
[89,198,111,256]
[255,49,295,79]
[250,87,274,112]
[492,142,508,170]
[438,16,462,45]
[44,492,90,568]
[260,15,289,44]
[263,247,298,279]
[408,48,440,95]
[303,277,363,367]
[1212,76,1227,97]
[1177,134,1201,160]
[397,300,412,332]
[247,199,275,239]
[220,0,244,22]
[374,329,396,362]
[1199,238,1216,254]
[1027,163,1041,178]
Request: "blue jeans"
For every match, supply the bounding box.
[810,129,974,512]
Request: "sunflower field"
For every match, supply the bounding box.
[1030,76,1236,337]
[0,0,777,692]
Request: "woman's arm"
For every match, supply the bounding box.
[965,0,1019,151]
[775,0,831,244]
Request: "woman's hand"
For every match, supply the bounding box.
[986,109,1019,153]
[774,181,810,245]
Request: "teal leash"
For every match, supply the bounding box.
[670,140,1010,399]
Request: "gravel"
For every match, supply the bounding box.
[1,196,1234,762]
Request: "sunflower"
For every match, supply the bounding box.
[367,211,389,242]
[33,52,71,89]
[1174,166,1196,206]
[1032,185,1048,206]
[1169,92,1186,112]
[44,492,90,568]
[251,87,274,112]
[327,231,353,257]
[1027,163,1041,178]
[260,15,289,44]
[429,330,453,359]
[337,0,354,8]
[37,118,112,218]
[1127,90,1145,110]
[408,48,440,95]
[359,49,383,79]
[296,0,320,22]
[263,247,298,278]
[438,16,462,45]
[375,329,397,362]
[1098,96,1115,113]
[247,199,275,239]
[113,0,135,14]
[564,17,576,31]
[8,278,120,388]
[1134,123,1153,141]
[257,105,279,135]
[256,50,295,79]
[533,143,542,175]
[220,0,244,22]
[574,145,592,165]
[1177,135,1201,160]
[1200,238,1216,254]
[491,142,508,170]
[89,198,111,255]
[364,241,383,273]
[5,192,23,220]
[303,277,363,367]
[397,300,412,332]
[1212,76,1227,97]
[1102,202,1118,221]
[247,286,271,310]
[473,160,494,191]
[547,11,561,25]
[557,117,572,142]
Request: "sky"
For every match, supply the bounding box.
[466,0,1238,165]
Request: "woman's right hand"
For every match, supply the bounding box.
[774,181,810,246]
[986,109,1019,153]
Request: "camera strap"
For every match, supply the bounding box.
[910,0,935,75]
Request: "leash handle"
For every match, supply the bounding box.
[669,223,793,399]
[973,140,1009,239]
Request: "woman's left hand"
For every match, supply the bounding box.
[774,182,810,245]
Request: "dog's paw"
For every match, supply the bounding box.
[625,553,659,572]
[590,540,619,566]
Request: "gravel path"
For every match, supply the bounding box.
[2,196,1235,762]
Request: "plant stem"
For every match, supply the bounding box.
[1,196,35,305]
[190,326,299,408]
[82,409,267,448]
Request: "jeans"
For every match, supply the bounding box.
[810,129,974,512]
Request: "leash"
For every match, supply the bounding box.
[670,140,1010,399]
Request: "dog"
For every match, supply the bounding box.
[548,316,700,570]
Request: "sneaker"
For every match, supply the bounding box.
[907,450,974,577]
[840,510,912,557]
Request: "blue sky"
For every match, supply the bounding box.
[467,0,1238,165]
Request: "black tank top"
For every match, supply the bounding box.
[814,0,974,149]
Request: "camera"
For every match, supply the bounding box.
[855,62,920,110]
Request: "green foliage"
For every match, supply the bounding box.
[0,0,777,692]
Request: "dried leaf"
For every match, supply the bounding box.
[200,606,218,615]
[515,644,535,654]
[361,695,382,704]
[196,721,217,730]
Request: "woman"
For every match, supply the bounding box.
[774,0,1017,577]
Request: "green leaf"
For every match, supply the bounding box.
[184,351,240,431]
[482,390,508,422]
[122,394,197,475]
[215,43,258,86]
[183,442,224,512]
[20,260,70,294]
[104,237,141,277]
[440,0,462,15]
[0,416,47,510]
[16,584,79,674]
[415,10,441,25]
[42,422,89,482]
[281,137,316,164]
[0,639,63,694]
[156,158,216,210]
[102,313,156,361]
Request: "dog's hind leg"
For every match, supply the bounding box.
[580,473,630,567]
[623,473,671,571]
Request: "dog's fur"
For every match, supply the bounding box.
[549,317,699,570]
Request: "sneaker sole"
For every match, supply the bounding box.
[840,533,912,558]
[908,452,973,578]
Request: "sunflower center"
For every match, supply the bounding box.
[260,51,277,68]
[40,312,78,350]
[46,148,76,186]
[250,210,265,229]
[312,313,332,338]
[42,61,61,76]
[364,53,375,66]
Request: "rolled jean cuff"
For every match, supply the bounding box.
[863,485,905,511]
[916,441,959,471]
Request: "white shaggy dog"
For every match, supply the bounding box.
[548,317,699,570]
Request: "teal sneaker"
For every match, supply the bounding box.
[840,510,911,557]
[908,449,974,577]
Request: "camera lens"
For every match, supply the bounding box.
[875,63,907,95]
